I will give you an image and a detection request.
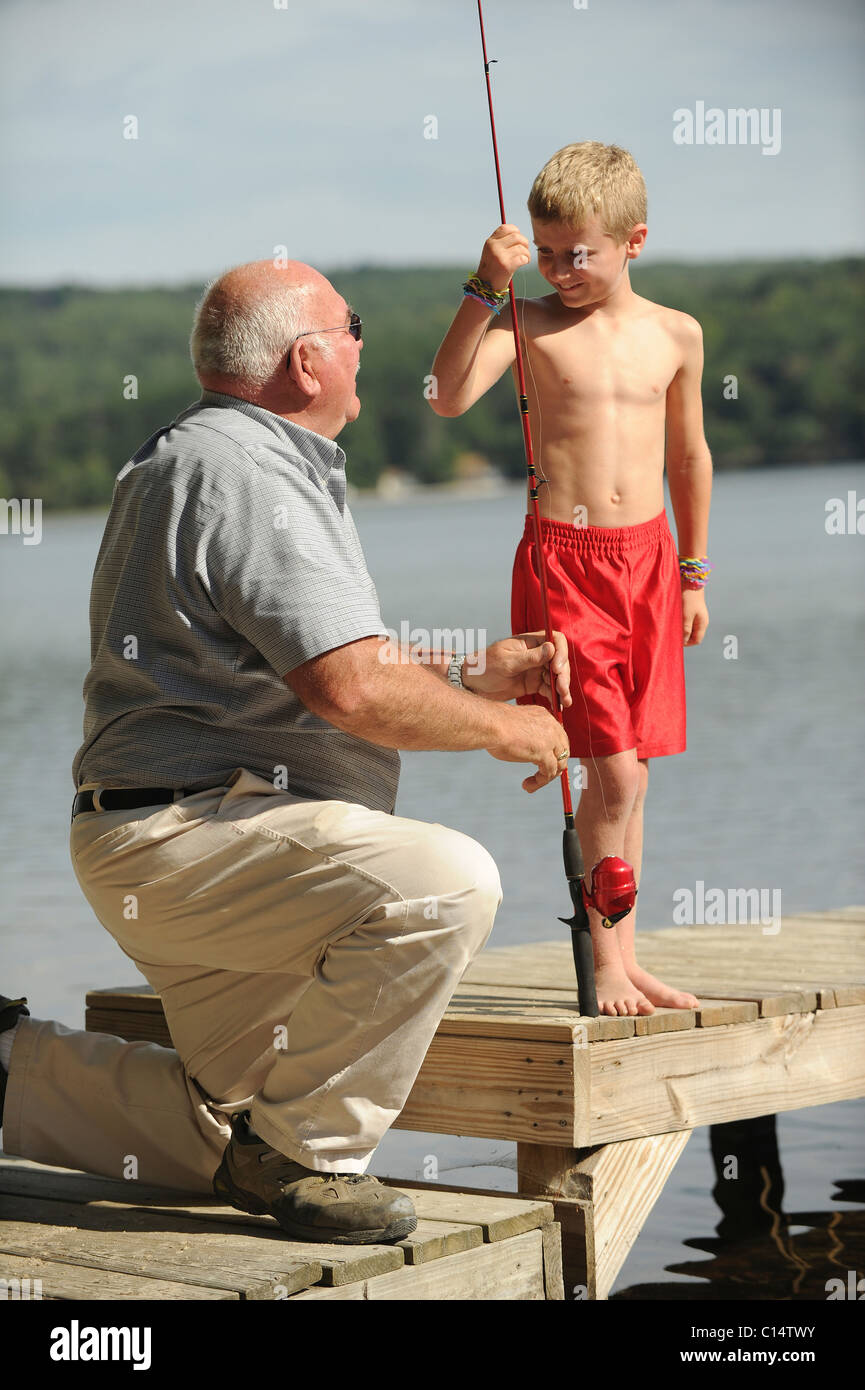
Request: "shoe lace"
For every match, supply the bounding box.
[256,1149,369,1185]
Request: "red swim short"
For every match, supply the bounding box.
[511,510,686,760]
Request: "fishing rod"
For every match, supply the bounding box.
[475,0,636,1016]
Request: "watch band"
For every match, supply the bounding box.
[447,652,466,688]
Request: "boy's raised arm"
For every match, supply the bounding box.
[428,224,528,418]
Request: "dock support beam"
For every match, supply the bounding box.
[517,1129,693,1299]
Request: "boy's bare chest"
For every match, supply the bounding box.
[525,318,681,411]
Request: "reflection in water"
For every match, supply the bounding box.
[613,1115,865,1300]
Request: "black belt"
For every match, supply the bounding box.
[71,787,191,821]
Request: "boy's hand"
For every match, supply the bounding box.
[477,224,531,294]
[682,589,709,645]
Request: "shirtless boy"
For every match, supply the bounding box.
[429,141,712,1016]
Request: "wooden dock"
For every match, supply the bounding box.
[0,1158,563,1300]
[5,906,863,1299]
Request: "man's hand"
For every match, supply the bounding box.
[682,590,709,645]
[487,704,570,793]
[462,631,572,708]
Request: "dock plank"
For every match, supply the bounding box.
[291,1229,547,1301]
[380,1182,553,1242]
[396,1218,483,1264]
[588,1004,865,1144]
[0,1249,233,1300]
[0,1190,400,1289]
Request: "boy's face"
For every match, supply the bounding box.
[531,212,641,308]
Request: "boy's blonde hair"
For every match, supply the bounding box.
[527,142,647,244]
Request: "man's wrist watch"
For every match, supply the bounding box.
[447,652,467,689]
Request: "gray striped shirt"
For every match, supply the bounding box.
[72,389,400,813]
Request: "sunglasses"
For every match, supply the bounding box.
[290,311,362,349]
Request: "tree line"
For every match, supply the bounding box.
[0,258,861,508]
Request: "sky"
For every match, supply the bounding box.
[1,0,863,286]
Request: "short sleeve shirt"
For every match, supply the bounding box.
[71,390,401,813]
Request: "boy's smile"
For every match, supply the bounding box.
[531,212,644,309]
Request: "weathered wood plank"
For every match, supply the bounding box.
[588,1005,865,1145]
[291,1229,547,1301]
[0,1191,399,1288]
[86,984,161,1011]
[395,1218,483,1264]
[0,1250,233,1300]
[832,984,865,1007]
[438,1002,634,1043]
[694,998,759,1026]
[633,1008,696,1036]
[84,1012,170,1046]
[690,986,819,1016]
[0,1238,309,1299]
[394,1032,585,1145]
[0,1159,480,1277]
[0,1159,223,1208]
[517,1130,692,1300]
[379,1182,553,1242]
[366,1227,545,1301]
[286,1279,366,1300]
[87,994,640,1046]
[541,1220,566,1300]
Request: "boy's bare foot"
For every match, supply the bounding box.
[622,963,699,1010]
[594,964,655,1016]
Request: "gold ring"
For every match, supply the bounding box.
[556,750,569,763]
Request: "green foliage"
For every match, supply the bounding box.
[0,259,861,511]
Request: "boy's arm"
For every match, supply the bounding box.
[665,314,713,645]
[428,224,528,417]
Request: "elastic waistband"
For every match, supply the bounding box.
[521,509,671,551]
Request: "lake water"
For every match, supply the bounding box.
[1,460,863,1297]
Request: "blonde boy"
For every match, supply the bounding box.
[429,142,712,1016]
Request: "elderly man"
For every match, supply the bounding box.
[0,259,570,1245]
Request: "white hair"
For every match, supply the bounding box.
[190,275,333,388]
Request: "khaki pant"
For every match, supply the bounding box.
[3,768,502,1191]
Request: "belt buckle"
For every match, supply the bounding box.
[90,785,106,812]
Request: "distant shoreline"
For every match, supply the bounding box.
[36,458,863,520]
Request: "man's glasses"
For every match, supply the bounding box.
[290,311,362,349]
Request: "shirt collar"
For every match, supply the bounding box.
[197,389,346,484]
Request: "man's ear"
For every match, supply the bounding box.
[286,341,321,400]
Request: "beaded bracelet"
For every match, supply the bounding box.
[462,273,510,314]
[678,555,712,588]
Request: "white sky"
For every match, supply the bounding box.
[1,0,863,285]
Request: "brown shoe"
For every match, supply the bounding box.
[212,1110,417,1245]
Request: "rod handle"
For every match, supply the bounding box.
[563,826,585,881]
[571,923,598,1018]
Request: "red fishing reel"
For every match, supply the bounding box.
[581,856,637,928]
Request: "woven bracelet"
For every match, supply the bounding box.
[463,273,509,313]
[678,555,712,588]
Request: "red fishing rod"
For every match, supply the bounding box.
[476,0,635,1016]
